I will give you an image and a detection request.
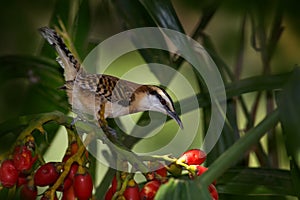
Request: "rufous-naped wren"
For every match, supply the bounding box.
[39,27,183,129]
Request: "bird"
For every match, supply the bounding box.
[39,27,183,131]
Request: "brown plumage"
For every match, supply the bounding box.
[39,27,183,128]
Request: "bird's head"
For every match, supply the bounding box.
[134,85,183,129]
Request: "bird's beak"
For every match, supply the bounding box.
[167,110,184,129]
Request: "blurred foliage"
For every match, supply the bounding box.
[0,0,300,199]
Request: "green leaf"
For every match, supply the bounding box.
[110,0,174,83]
[50,0,73,29]
[39,0,73,57]
[207,99,240,165]
[0,55,68,121]
[40,0,91,60]
[155,178,211,200]
[111,0,156,28]
[218,168,296,196]
[139,0,185,33]
[0,114,35,152]
[95,168,116,198]
[0,187,20,200]
[277,67,300,199]
[219,194,291,200]
[200,109,279,186]
[205,71,291,165]
[226,73,290,98]
[155,178,177,199]
[0,55,68,153]
[290,161,300,199]
[72,0,91,59]
[177,72,290,115]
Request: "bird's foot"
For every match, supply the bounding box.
[100,124,118,140]
[71,116,83,126]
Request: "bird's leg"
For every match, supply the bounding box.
[98,103,107,127]
[98,103,109,134]
[98,104,117,139]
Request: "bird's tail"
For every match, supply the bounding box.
[39,27,81,81]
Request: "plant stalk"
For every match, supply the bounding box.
[200,109,280,185]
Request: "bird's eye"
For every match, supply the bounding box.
[149,90,157,95]
[160,98,167,105]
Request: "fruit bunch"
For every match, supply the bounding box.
[174,149,218,200]
[37,142,93,200]
[104,149,218,200]
[105,165,167,200]
[0,135,93,200]
[0,136,38,200]
[105,175,140,200]
[0,122,217,200]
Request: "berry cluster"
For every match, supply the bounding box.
[37,142,93,200]
[0,136,38,200]
[1,129,217,200]
[176,149,218,200]
[0,136,93,200]
[105,175,140,200]
[105,165,167,200]
[104,149,218,200]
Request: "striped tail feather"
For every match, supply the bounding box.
[39,27,81,81]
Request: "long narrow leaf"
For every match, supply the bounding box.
[218,168,296,196]
[200,109,279,186]
[277,68,300,198]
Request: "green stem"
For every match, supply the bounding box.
[200,109,280,185]
[7,111,69,154]
[112,173,134,200]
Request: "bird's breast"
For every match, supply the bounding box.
[104,101,132,118]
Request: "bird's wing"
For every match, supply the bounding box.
[75,74,139,106]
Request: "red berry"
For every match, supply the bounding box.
[104,175,119,200]
[62,185,76,200]
[194,166,216,185]
[146,162,167,181]
[74,172,93,200]
[57,176,73,192]
[57,163,78,191]
[17,173,28,187]
[67,163,79,180]
[13,145,36,172]
[111,175,117,193]
[140,180,161,200]
[195,165,208,176]
[70,142,89,158]
[58,162,79,192]
[20,184,37,200]
[70,142,79,155]
[155,165,167,179]
[156,167,167,177]
[62,154,71,162]
[124,184,140,200]
[34,162,60,186]
[178,149,206,165]
[105,187,114,200]
[208,184,219,200]
[0,159,19,188]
